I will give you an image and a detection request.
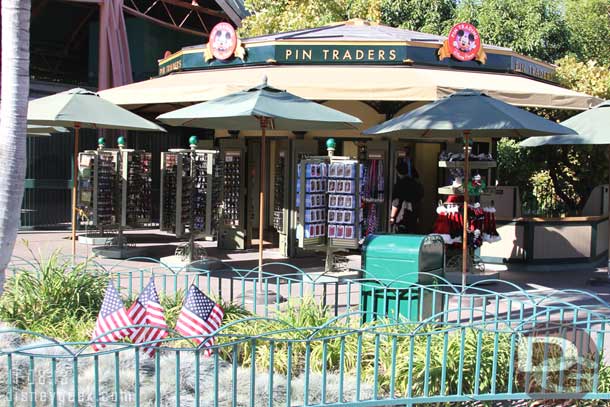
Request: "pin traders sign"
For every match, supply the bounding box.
[438,23,487,64]
[203,22,246,62]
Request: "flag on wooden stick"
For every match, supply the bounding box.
[175,285,224,355]
[128,278,168,356]
[91,281,133,351]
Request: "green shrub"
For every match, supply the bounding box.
[0,251,108,341]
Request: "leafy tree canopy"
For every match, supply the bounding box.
[379,0,456,35]
[453,0,570,62]
[239,0,382,38]
[564,0,610,65]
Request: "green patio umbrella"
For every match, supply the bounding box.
[520,100,610,273]
[27,88,166,256]
[158,78,362,285]
[27,125,69,136]
[364,89,576,285]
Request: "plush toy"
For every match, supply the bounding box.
[468,174,486,196]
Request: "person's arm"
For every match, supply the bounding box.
[390,198,400,224]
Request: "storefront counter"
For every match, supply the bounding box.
[480,215,608,264]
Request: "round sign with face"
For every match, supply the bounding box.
[447,23,481,62]
[210,22,237,61]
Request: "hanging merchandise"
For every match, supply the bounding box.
[432,202,500,248]
[78,151,118,227]
[78,145,153,229]
[297,156,362,249]
[160,149,219,239]
[123,151,153,226]
[273,152,286,233]
[361,154,385,237]
[222,151,242,226]
[468,174,487,197]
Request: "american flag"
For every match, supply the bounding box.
[91,281,133,351]
[128,278,168,356]
[175,285,224,354]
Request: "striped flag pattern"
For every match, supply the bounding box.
[91,281,133,351]
[128,278,168,356]
[175,285,224,355]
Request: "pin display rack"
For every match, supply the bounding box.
[78,150,119,227]
[217,144,247,250]
[121,150,153,226]
[160,149,219,239]
[273,151,286,233]
[78,148,153,229]
[296,156,362,250]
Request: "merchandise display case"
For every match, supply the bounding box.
[160,149,219,239]
[273,150,287,234]
[120,150,153,227]
[78,150,119,227]
[218,140,247,250]
[78,147,152,229]
[296,156,362,250]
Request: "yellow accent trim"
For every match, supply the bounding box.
[158,49,201,65]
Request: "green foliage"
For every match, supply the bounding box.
[453,0,570,62]
[239,0,382,38]
[555,56,610,99]
[564,0,610,66]
[379,0,456,34]
[0,251,108,341]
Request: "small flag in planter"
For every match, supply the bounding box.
[128,278,168,356]
[91,281,133,351]
[175,285,224,355]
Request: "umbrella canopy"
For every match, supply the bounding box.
[27,125,69,135]
[157,79,362,285]
[363,89,576,285]
[518,100,610,278]
[520,101,610,147]
[26,87,166,257]
[157,80,362,130]
[363,89,576,138]
[27,88,166,132]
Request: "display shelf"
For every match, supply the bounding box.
[296,156,361,250]
[438,160,496,169]
[438,185,494,196]
[160,149,218,239]
[78,150,120,228]
[217,141,247,250]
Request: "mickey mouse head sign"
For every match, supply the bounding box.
[204,22,247,62]
[438,23,487,64]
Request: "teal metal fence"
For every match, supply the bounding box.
[2,256,610,406]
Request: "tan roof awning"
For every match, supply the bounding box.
[99,65,601,112]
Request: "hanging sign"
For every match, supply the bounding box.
[438,23,487,64]
[204,22,246,62]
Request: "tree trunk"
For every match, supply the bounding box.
[0,0,31,293]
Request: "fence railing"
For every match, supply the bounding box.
[3,256,610,406]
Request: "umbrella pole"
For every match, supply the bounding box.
[71,124,81,258]
[462,131,470,288]
[258,118,267,291]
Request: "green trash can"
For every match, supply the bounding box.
[361,234,445,322]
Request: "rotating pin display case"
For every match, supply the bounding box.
[120,150,153,227]
[78,150,120,227]
[78,148,152,228]
[218,141,247,250]
[273,150,287,234]
[297,156,362,250]
[160,149,219,239]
